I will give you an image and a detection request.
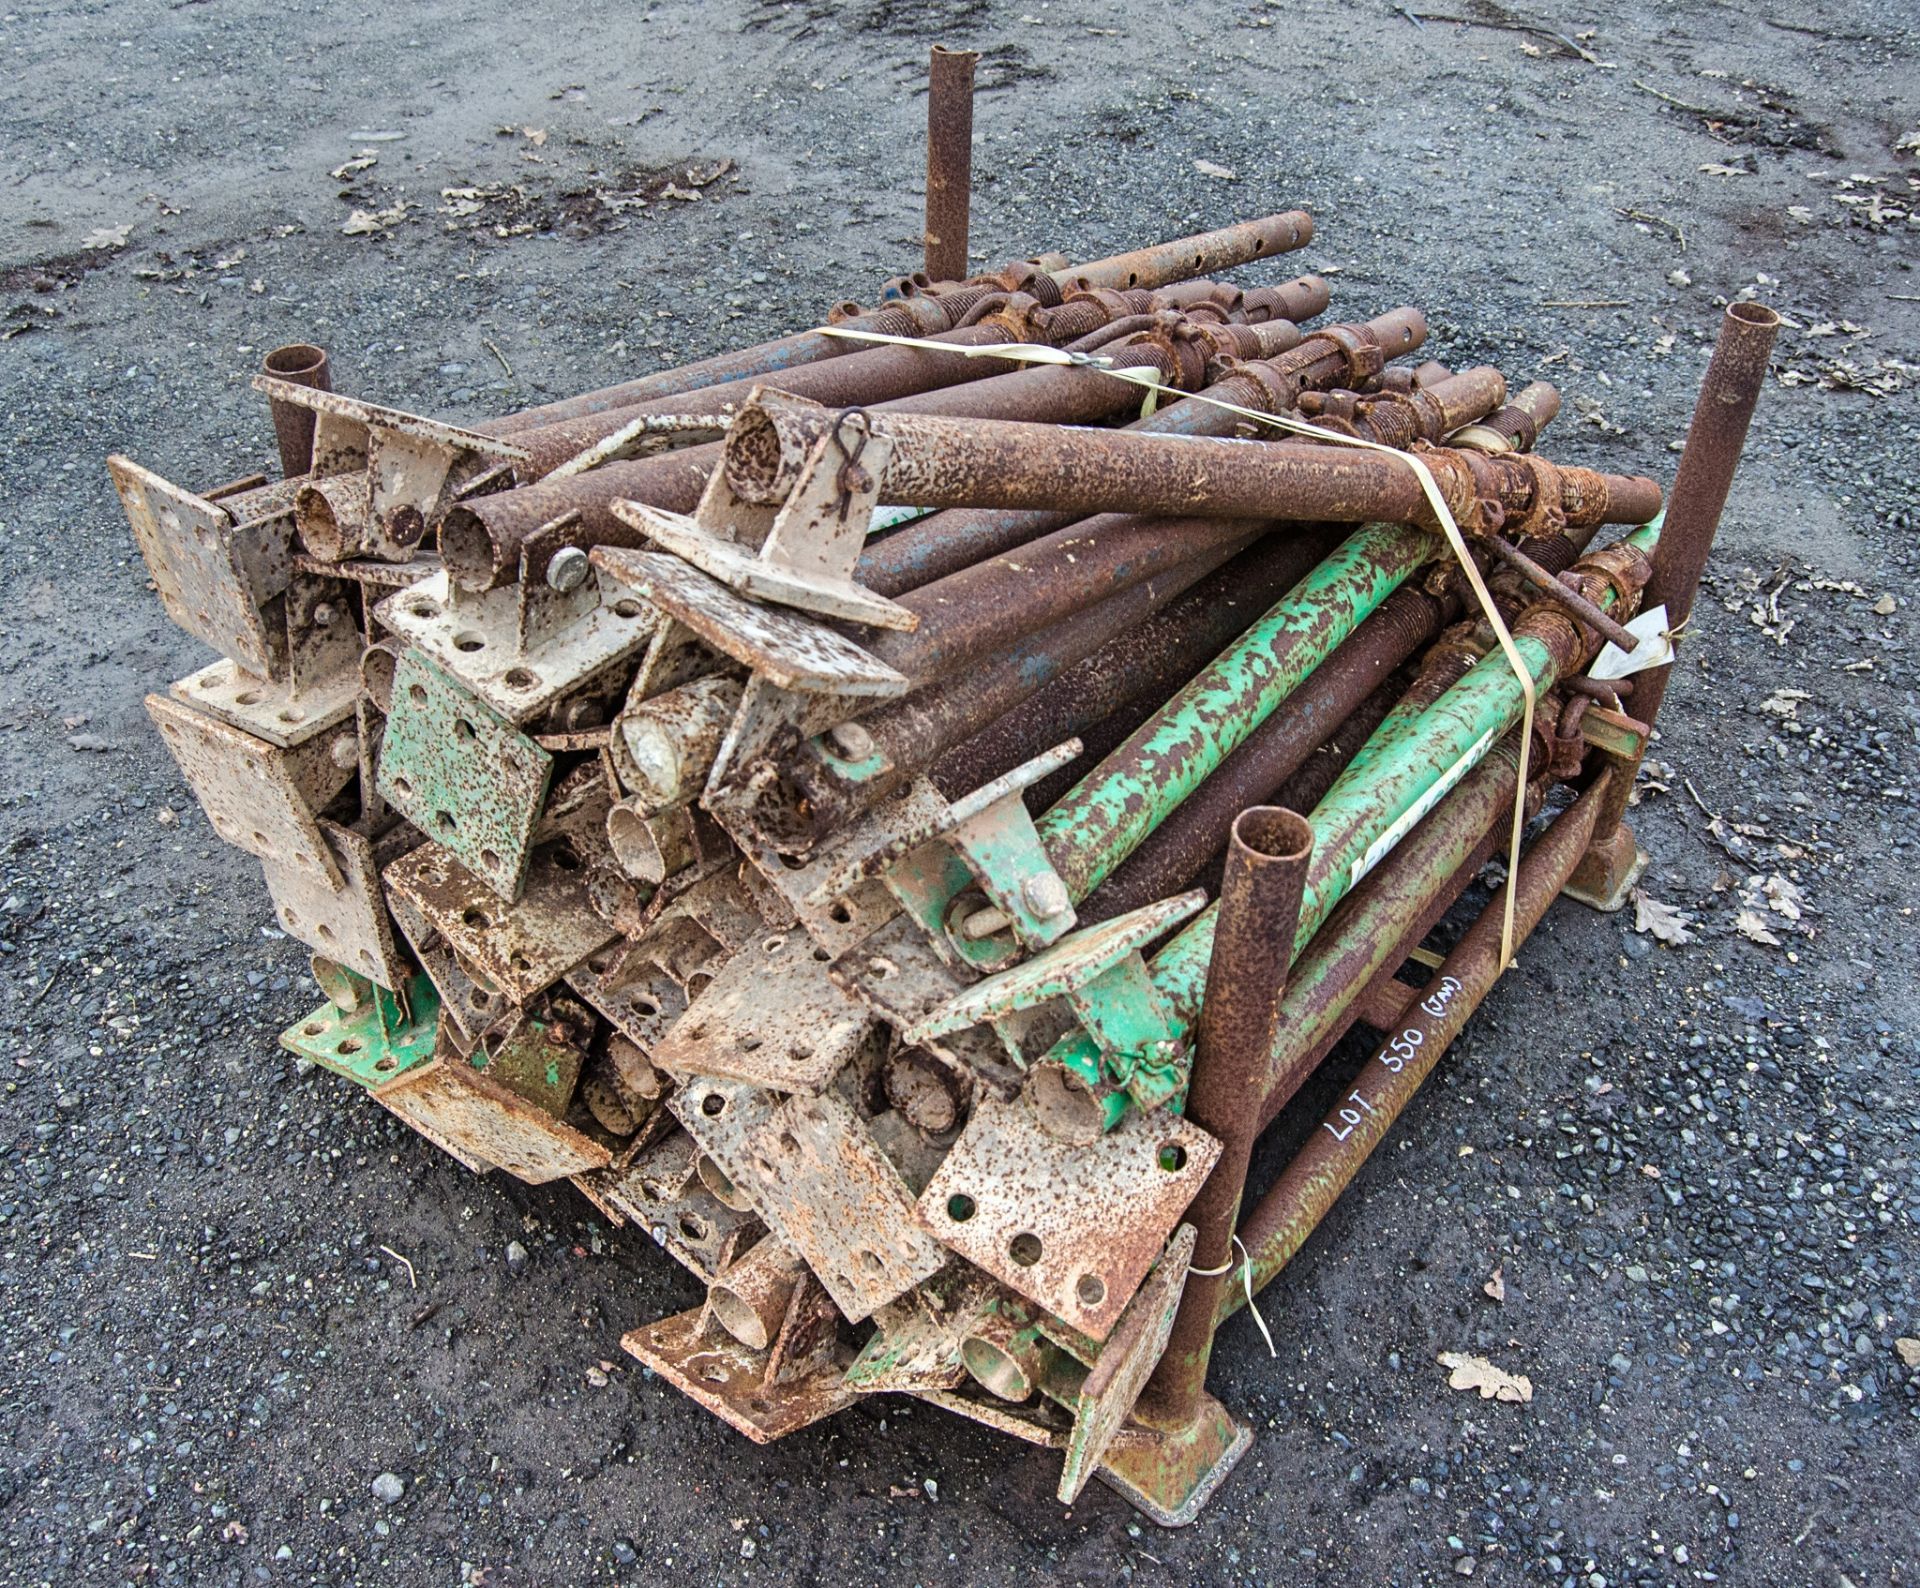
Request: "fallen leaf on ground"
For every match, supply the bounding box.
[81,223,132,250]
[1483,1268,1506,1304]
[329,153,378,179]
[1763,874,1805,921]
[1761,688,1810,718]
[1632,890,1696,946]
[1194,159,1238,181]
[341,203,409,236]
[1437,1351,1532,1403]
[1734,909,1782,947]
[523,126,548,146]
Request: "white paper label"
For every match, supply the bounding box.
[1588,604,1673,681]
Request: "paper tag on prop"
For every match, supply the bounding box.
[1589,604,1673,680]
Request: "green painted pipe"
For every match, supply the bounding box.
[1050,521,1660,1120]
[1035,522,1435,900]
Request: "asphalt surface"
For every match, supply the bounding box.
[3,1,1918,1584]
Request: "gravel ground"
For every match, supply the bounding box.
[3,1,1917,1584]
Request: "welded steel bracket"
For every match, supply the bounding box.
[1057,1223,1195,1504]
[844,1269,999,1394]
[110,455,302,679]
[1563,703,1654,912]
[831,914,1030,1100]
[882,742,1084,966]
[574,1130,761,1281]
[261,816,413,989]
[377,648,554,902]
[621,1279,855,1443]
[373,553,657,728]
[907,891,1206,1112]
[251,375,529,562]
[382,831,616,1006]
[590,548,908,698]
[916,1089,1220,1342]
[611,404,913,630]
[385,888,506,1047]
[146,693,345,891]
[648,925,875,1095]
[373,1051,610,1183]
[280,972,439,1088]
[671,1079,945,1323]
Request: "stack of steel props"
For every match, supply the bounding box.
[116,174,1776,1518]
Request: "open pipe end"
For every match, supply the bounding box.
[722,404,806,504]
[438,503,506,591]
[263,342,329,382]
[294,480,350,562]
[959,1335,1036,1402]
[1727,300,1782,333]
[1229,806,1314,869]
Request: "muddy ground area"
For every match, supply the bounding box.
[2,1,1917,1583]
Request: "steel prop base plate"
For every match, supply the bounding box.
[1094,1392,1253,1528]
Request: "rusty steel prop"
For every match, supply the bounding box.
[262,342,332,477]
[722,400,1665,533]
[924,45,978,284]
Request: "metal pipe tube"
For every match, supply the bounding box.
[924,46,978,283]
[872,510,1275,688]
[1226,770,1611,1312]
[262,343,331,477]
[1051,212,1313,291]
[1612,300,1778,740]
[1142,808,1312,1427]
[724,404,1665,531]
[485,214,1318,436]
[928,535,1345,794]
[439,291,1238,590]
[1037,524,1437,900]
[855,303,1417,596]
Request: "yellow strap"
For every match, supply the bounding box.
[818,325,1538,967]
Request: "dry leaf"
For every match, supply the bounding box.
[341,202,409,236]
[1631,890,1696,946]
[1897,1338,1920,1367]
[1699,162,1748,177]
[329,153,378,179]
[1437,1351,1533,1403]
[1760,688,1810,718]
[1734,909,1782,947]
[1483,1268,1506,1304]
[81,223,133,251]
[1194,159,1238,181]
[523,126,549,146]
[1763,874,1805,921]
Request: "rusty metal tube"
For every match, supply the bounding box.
[856,303,1418,596]
[779,529,1336,844]
[725,405,1665,532]
[262,343,331,477]
[871,510,1278,688]
[924,46,977,283]
[1225,770,1611,1313]
[484,215,1317,437]
[1622,300,1779,737]
[439,292,1246,591]
[1575,300,1776,869]
[1142,807,1312,1428]
[1052,211,1313,291]
[929,535,1346,795]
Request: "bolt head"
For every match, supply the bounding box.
[828,722,876,760]
[1021,873,1070,919]
[546,546,591,592]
